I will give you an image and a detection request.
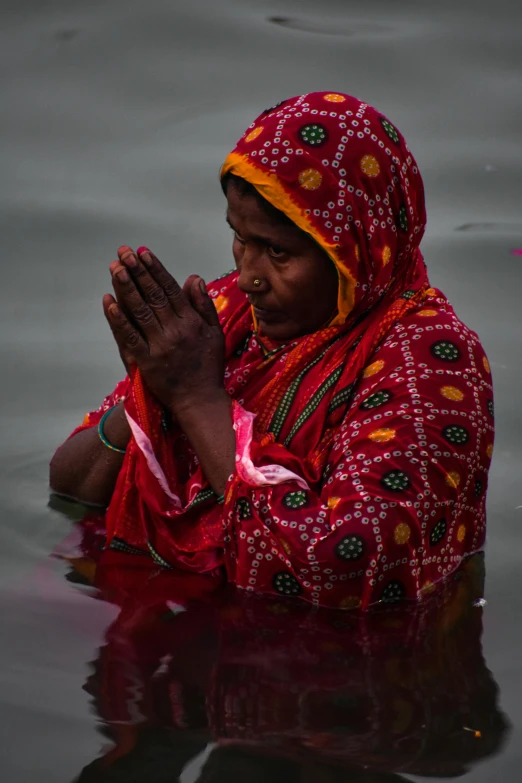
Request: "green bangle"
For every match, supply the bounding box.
[98,407,127,455]
[216,494,225,504]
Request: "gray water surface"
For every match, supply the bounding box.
[1,0,522,780]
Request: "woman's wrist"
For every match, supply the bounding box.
[167,386,230,422]
[172,389,235,496]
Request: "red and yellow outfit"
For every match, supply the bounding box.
[70,93,493,609]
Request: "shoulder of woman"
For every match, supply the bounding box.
[350,299,492,407]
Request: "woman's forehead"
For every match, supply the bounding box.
[226,180,306,239]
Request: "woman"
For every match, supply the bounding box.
[50,91,494,609]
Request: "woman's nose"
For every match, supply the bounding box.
[236,245,269,294]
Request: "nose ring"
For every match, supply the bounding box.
[253,278,262,287]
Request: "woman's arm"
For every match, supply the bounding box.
[50,401,131,507]
[172,391,236,497]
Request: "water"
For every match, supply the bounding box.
[1,0,522,779]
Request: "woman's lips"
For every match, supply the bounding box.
[252,306,284,323]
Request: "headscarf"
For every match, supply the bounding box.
[221,91,427,326]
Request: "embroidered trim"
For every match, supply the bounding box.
[328,382,357,414]
[147,541,174,569]
[268,335,345,439]
[284,364,344,447]
[108,537,149,556]
[187,487,218,509]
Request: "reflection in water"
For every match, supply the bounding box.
[56,511,509,782]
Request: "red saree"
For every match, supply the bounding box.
[68,93,494,609]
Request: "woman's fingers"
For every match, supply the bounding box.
[183,274,220,327]
[102,293,148,363]
[117,246,173,325]
[190,276,221,327]
[111,259,163,338]
[134,247,189,316]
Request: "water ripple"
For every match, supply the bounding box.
[267,16,395,38]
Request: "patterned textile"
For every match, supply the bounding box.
[70,92,493,609]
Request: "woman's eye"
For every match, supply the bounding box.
[233,232,245,244]
[268,245,287,259]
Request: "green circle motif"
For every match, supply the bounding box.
[360,389,393,410]
[381,580,406,603]
[401,290,416,300]
[474,478,483,498]
[299,123,328,147]
[283,490,309,510]
[398,206,408,232]
[442,425,469,446]
[429,518,447,546]
[488,400,494,418]
[380,118,400,144]
[335,535,365,562]
[430,341,461,363]
[381,470,411,492]
[273,571,302,596]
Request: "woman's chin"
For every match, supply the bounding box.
[257,319,308,342]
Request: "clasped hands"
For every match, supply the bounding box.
[103,246,225,416]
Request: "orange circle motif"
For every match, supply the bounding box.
[245,126,264,143]
[420,581,436,596]
[298,168,323,190]
[425,287,438,298]
[457,524,466,543]
[445,471,461,488]
[324,93,346,103]
[486,443,494,459]
[369,427,396,443]
[417,309,438,317]
[354,244,361,262]
[363,359,385,377]
[483,355,491,373]
[360,154,380,178]
[382,245,391,266]
[440,385,464,402]
[327,496,341,509]
[394,522,411,545]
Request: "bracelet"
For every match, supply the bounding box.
[97,407,127,455]
[216,494,225,504]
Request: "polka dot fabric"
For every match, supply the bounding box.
[221,286,493,609]
[221,92,426,324]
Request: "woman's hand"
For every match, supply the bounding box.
[103,246,225,416]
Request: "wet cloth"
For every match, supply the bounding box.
[70,92,494,609]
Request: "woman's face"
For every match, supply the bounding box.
[226,180,339,341]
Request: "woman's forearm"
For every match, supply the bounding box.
[49,403,131,507]
[174,391,236,497]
